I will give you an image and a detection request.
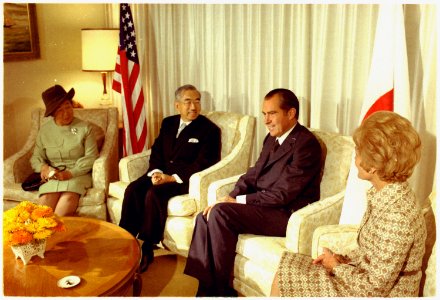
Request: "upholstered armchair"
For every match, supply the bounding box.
[207,129,355,296]
[3,108,119,220]
[312,189,436,297]
[107,111,256,256]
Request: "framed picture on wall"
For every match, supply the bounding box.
[3,3,40,62]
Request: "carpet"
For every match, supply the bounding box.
[137,248,198,297]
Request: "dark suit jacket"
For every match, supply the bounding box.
[147,114,221,189]
[229,123,322,212]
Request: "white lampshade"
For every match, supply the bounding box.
[81,28,119,72]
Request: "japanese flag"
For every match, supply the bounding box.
[339,4,411,224]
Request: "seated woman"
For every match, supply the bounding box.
[30,85,99,216]
[271,111,426,297]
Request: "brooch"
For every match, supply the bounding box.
[71,128,78,135]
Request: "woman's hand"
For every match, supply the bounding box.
[40,164,51,181]
[312,247,340,274]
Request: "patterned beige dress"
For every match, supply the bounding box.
[278,182,427,297]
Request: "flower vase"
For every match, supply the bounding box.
[11,239,47,265]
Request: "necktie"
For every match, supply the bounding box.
[176,123,187,138]
[272,139,280,153]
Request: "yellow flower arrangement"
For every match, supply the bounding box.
[3,201,65,246]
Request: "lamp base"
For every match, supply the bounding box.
[100,93,113,107]
[100,100,113,107]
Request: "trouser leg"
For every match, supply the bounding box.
[185,203,291,296]
[184,213,216,288]
[119,174,152,237]
[138,182,185,246]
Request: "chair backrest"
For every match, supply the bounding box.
[38,107,119,185]
[310,129,355,199]
[205,111,253,159]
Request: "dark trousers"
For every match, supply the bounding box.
[119,173,186,248]
[183,202,291,296]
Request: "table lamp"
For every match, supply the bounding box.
[81,28,119,106]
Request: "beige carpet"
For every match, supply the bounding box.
[137,248,198,297]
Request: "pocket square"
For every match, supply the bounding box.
[188,138,199,143]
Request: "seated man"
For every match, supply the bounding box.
[119,84,221,273]
[183,88,323,296]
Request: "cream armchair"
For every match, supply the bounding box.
[107,111,256,256]
[207,129,355,296]
[312,190,436,297]
[3,108,119,220]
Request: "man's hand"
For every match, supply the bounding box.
[151,172,176,185]
[312,247,340,274]
[203,195,236,221]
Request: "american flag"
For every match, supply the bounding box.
[112,3,147,156]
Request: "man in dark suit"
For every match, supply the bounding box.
[183,88,322,296]
[119,84,221,273]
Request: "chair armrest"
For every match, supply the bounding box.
[206,174,243,206]
[91,111,119,192]
[91,154,109,192]
[188,114,255,212]
[189,147,250,211]
[311,224,359,259]
[3,147,34,185]
[118,149,151,183]
[3,109,41,185]
[285,189,346,255]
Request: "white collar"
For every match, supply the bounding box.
[277,122,297,145]
[179,119,192,127]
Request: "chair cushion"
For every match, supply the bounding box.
[236,234,286,271]
[234,255,275,297]
[108,181,129,199]
[107,196,123,224]
[107,183,197,218]
[163,216,195,257]
[234,234,287,297]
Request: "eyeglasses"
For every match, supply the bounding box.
[180,100,201,106]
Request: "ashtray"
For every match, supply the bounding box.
[57,275,81,288]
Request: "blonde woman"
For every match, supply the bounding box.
[271,111,426,297]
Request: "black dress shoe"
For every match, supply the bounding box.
[224,286,238,297]
[139,244,154,273]
[196,282,213,297]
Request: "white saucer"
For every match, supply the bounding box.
[57,275,81,288]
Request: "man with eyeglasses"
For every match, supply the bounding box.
[119,84,221,273]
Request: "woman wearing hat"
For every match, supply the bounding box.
[30,85,99,216]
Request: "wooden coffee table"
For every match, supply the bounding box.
[3,217,142,296]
